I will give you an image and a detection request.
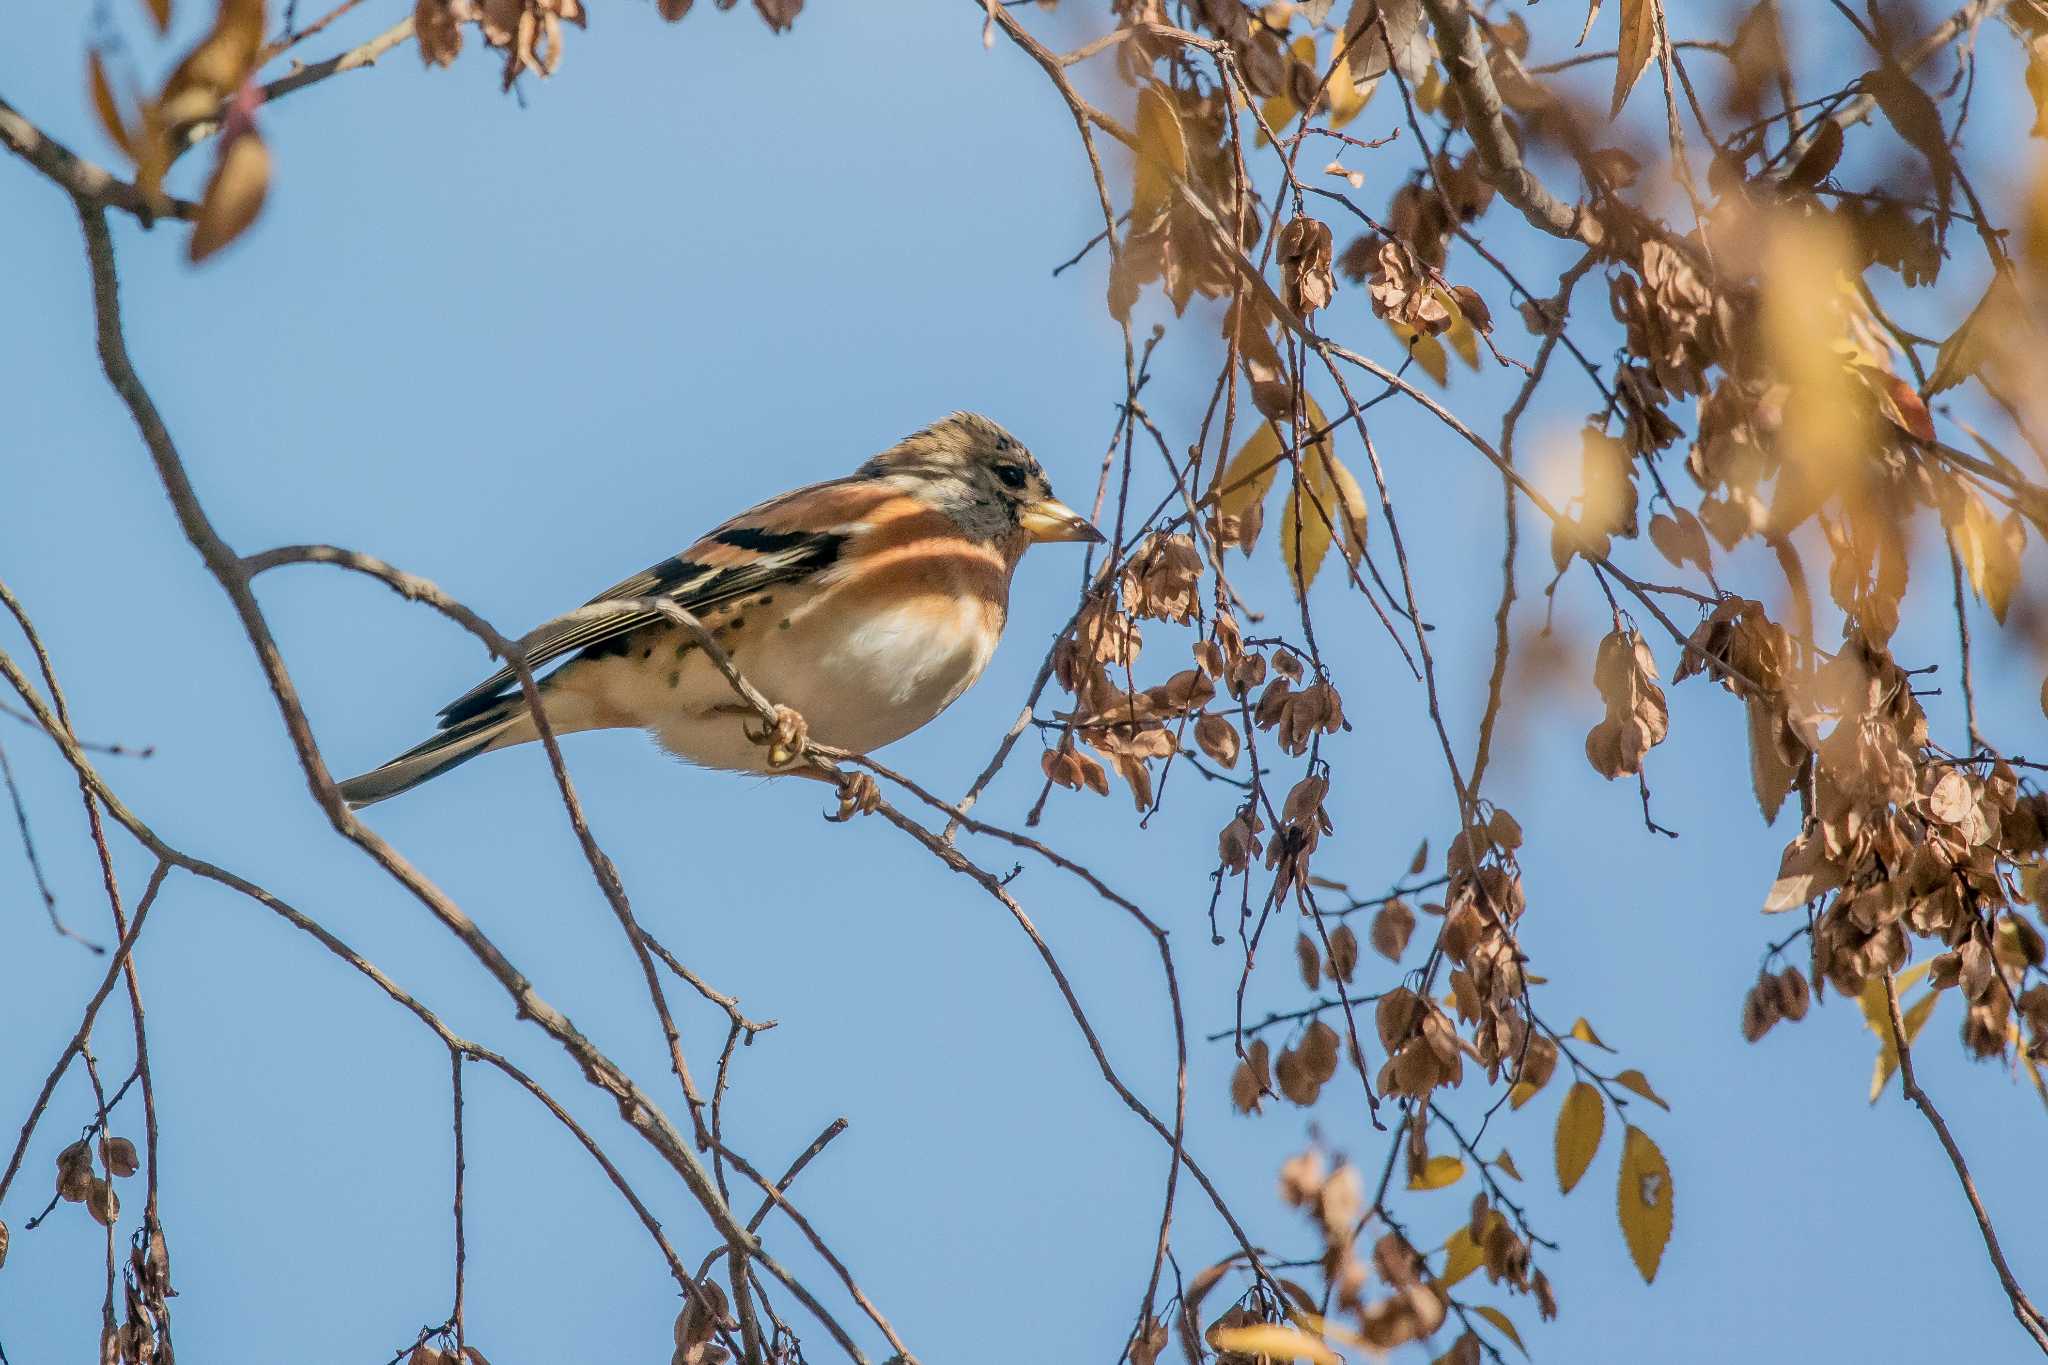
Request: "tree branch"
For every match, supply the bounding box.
[1882,975,2048,1355]
[0,94,194,222]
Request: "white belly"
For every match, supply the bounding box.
[617,595,1001,773]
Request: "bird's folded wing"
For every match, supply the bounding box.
[434,520,847,727]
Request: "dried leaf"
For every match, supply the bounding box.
[1784,118,1844,189]
[88,52,135,160]
[1746,698,1798,824]
[1371,900,1415,960]
[1554,1081,1604,1194]
[1611,1069,1669,1111]
[1610,0,1659,119]
[1492,1148,1522,1181]
[415,0,464,66]
[189,129,269,264]
[1296,931,1321,990]
[1615,1126,1673,1282]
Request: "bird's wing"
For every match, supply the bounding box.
[435,477,897,727]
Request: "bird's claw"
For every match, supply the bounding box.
[747,704,809,769]
[827,771,881,823]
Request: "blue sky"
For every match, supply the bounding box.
[3,1,2045,1362]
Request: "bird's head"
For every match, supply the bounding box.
[861,411,1104,547]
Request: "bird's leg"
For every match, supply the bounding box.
[732,702,809,769]
[826,771,881,823]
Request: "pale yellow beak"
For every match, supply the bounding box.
[1019,497,1105,544]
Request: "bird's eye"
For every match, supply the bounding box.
[995,463,1030,490]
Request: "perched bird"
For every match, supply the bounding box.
[339,413,1101,808]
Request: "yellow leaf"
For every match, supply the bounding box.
[87,52,135,161]
[1612,1069,1669,1111]
[1568,1017,1613,1051]
[1387,319,1448,385]
[1611,0,1659,118]
[1408,1154,1466,1191]
[1554,1081,1604,1194]
[1865,987,1940,1103]
[1473,1305,1528,1357]
[1507,1080,1540,1110]
[1491,1148,1522,1181]
[1133,83,1188,223]
[1442,291,1481,370]
[1207,1323,1340,1364]
[1328,453,1370,564]
[2022,1044,2048,1116]
[1282,447,1337,596]
[1929,275,2022,396]
[1218,422,1286,527]
[1327,36,1379,129]
[1951,494,2024,625]
[1615,1125,1673,1283]
[1439,1225,1484,1288]
[188,129,269,264]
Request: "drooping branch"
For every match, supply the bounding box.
[1881,976,2048,1356]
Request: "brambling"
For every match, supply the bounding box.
[339,412,1102,808]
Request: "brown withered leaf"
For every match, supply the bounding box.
[1866,62,1953,209]
[416,0,464,66]
[1194,713,1242,768]
[1370,899,1414,960]
[1611,0,1659,119]
[88,52,136,160]
[87,1177,120,1227]
[1327,923,1359,982]
[1647,507,1711,574]
[1295,931,1321,990]
[189,127,268,263]
[1784,118,1844,189]
[1278,214,1336,317]
[753,0,800,31]
[100,1137,139,1179]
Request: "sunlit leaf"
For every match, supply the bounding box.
[1281,446,1338,595]
[1387,318,1448,385]
[1616,1125,1673,1283]
[1491,1148,1522,1181]
[1439,1224,1484,1287]
[1568,1017,1613,1051]
[1473,1305,1528,1357]
[1554,1081,1604,1194]
[1208,1323,1339,1364]
[188,129,270,264]
[1133,82,1188,223]
[1612,1069,1670,1111]
[1408,1154,1466,1190]
[1611,0,1659,118]
[87,51,136,161]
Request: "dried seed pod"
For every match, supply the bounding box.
[1194,713,1242,768]
[86,1177,119,1227]
[1773,967,1811,1021]
[1740,979,1780,1042]
[1295,932,1321,990]
[101,1137,140,1179]
[1327,924,1359,983]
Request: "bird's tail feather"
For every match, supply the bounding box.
[339,701,524,808]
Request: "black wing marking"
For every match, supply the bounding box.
[435,528,844,728]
